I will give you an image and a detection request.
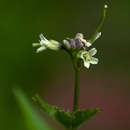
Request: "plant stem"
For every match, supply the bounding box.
[73,67,80,112]
[70,54,80,130]
[89,5,107,43]
[72,68,80,130]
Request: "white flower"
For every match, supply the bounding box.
[78,48,98,68]
[32,34,61,53]
[84,41,92,47]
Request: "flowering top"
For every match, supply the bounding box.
[33,33,100,69]
[32,4,108,69]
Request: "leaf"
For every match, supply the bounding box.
[55,109,72,128]
[33,95,72,128]
[33,95,100,129]
[13,88,51,130]
[72,108,100,128]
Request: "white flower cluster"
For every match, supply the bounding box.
[33,32,101,69]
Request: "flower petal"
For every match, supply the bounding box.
[36,46,46,53]
[40,34,48,41]
[32,43,40,47]
[84,61,90,68]
[85,42,92,47]
[90,57,98,64]
[92,32,101,43]
[79,51,87,59]
[45,40,60,50]
[89,48,97,56]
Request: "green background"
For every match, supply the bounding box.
[1,0,130,130]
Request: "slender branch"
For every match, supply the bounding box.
[88,4,108,43]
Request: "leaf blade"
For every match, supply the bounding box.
[33,95,72,128]
[72,108,100,128]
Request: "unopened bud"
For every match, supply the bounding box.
[104,4,108,9]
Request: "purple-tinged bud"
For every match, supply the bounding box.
[74,39,84,48]
[69,39,76,48]
[63,40,71,49]
[63,33,90,50]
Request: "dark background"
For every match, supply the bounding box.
[1,0,130,130]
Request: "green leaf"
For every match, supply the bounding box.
[72,108,100,128]
[33,95,72,128]
[33,95,100,129]
[55,109,72,128]
[13,88,51,130]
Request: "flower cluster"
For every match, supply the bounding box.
[63,33,92,49]
[33,32,101,69]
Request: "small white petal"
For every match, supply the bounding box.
[36,46,46,53]
[89,48,97,56]
[50,40,60,45]
[40,40,49,46]
[79,51,87,59]
[92,32,101,43]
[95,32,101,40]
[47,40,60,50]
[32,43,40,47]
[40,34,48,41]
[84,61,90,68]
[85,42,92,47]
[90,57,98,64]
[40,34,44,40]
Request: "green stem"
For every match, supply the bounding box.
[73,68,80,112]
[71,55,80,130]
[89,5,108,43]
[70,53,80,112]
[72,68,79,130]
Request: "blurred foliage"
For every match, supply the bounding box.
[13,88,51,130]
[0,0,130,130]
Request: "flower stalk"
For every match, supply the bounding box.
[73,61,80,112]
[72,68,80,129]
